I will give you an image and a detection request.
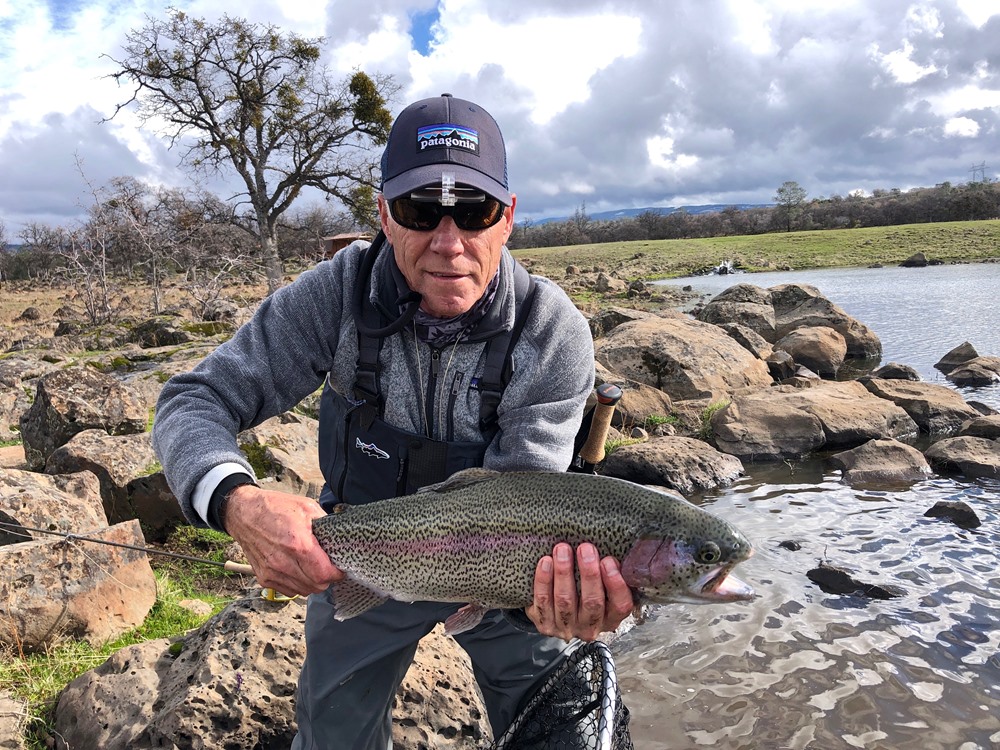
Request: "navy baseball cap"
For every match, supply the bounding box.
[380,93,511,205]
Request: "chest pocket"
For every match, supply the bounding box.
[318,384,487,508]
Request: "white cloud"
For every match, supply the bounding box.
[926,84,1000,116]
[956,0,998,27]
[869,41,939,84]
[646,135,700,173]
[943,116,980,137]
[405,6,642,124]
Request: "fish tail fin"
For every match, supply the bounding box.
[330,579,390,620]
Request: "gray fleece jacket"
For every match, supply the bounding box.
[152,240,596,525]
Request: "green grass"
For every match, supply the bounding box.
[513,219,1000,281]
[605,436,644,455]
[643,414,679,429]
[699,401,732,441]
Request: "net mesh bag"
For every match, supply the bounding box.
[488,641,634,750]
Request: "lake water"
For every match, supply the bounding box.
[613,263,1000,749]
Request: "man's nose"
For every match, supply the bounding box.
[429,215,464,254]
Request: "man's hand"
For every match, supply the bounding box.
[223,485,344,597]
[525,542,635,641]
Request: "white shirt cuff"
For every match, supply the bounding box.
[193,463,257,525]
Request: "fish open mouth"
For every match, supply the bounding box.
[697,564,755,601]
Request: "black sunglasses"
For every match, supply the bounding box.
[389,194,506,231]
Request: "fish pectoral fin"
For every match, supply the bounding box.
[330,579,390,620]
[443,603,489,635]
[416,467,501,494]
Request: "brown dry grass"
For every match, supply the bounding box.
[0,275,271,340]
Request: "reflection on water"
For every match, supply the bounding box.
[615,464,1000,749]
[658,262,1000,410]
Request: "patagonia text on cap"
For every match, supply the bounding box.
[380,93,511,205]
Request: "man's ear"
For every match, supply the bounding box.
[501,194,517,244]
[377,194,393,241]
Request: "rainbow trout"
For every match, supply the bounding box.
[312,468,753,635]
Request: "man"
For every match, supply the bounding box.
[153,93,634,748]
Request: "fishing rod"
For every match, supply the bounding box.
[0,519,253,574]
[572,382,624,474]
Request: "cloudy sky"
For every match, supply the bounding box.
[1,0,998,236]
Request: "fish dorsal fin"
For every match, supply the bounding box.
[416,467,501,494]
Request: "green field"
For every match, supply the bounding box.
[511,219,1000,281]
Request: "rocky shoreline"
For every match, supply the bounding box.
[1,267,999,749]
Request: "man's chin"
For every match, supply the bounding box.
[420,283,479,318]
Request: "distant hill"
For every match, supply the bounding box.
[531,203,773,225]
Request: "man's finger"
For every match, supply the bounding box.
[552,543,577,638]
[529,556,555,631]
[601,556,635,630]
[576,544,605,641]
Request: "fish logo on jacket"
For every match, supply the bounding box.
[355,438,390,460]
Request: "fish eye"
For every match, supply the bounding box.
[696,542,721,564]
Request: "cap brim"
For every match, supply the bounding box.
[382,164,511,205]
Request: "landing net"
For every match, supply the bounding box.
[488,640,634,750]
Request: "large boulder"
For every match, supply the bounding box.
[862,379,982,435]
[237,412,324,499]
[600,436,744,494]
[710,395,826,462]
[0,356,61,388]
[53,597,489,750]
[588,306,659,338]
[0,357,61,442]
[958,415,1000,440]
[774,326,847,378]
[125,472,188,542]
[872,362,921,381]
[44,429,161,526]
[0,520,156,651]
[0,469,108,542]
[594,317,772,402]
[717,322,774,361]
[710,381,918,461]
[934,341,979,374]
[764,381,918,448]
[769,283,882,359]
[945,356,1000,386]
[19,367,148,470]
[828,439,932,485]
[924,436,1000,480]
[695,284,776,339]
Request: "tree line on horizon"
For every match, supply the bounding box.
[505,179,1000,250]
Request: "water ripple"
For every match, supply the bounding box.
[615,461,1000,749]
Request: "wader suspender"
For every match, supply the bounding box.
[477,265,536,433]
[351,240,537,435]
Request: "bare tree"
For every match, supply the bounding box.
[60,164,130,324]
[774,181,808,232]
[106,9,396,292]
[185,250,262,321]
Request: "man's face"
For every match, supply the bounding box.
[378,192,517,319]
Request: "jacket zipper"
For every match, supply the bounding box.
[425,348,441,438]
[447,371,464,442]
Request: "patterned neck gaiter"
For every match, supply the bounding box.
[409,270,501,347]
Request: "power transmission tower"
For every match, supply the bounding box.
[969,162,987,182]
